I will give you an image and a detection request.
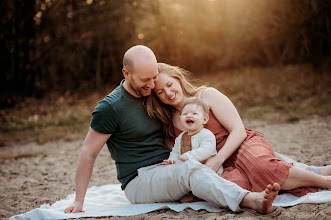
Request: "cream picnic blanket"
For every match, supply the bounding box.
[9,184,331,220]
[10,153,331,220]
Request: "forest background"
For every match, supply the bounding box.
[1,0,330,144]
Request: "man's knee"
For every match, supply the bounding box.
[181,159,204,170]
[175,160,209,180]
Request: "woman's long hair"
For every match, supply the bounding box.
[146,63,205,140]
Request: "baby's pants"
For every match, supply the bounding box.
[124,160,249,212]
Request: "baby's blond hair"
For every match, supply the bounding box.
[181,97,209,117]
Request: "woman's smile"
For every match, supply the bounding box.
[155,72,184,109]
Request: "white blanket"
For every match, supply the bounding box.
[10,183,331,220]
[10,153,331,220]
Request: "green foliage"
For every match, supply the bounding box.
[0,0,330,107]
[135,0,331,72]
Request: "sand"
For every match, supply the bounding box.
[1,115,331,220]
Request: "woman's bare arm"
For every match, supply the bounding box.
[202,87,247,172]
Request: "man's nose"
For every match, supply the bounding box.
[147,79,155,89]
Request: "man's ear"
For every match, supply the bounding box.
[122,68,129,79]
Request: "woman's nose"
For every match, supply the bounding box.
[164,88,171,96]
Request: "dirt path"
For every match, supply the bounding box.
[1,115,330,220]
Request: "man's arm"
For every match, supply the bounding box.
[64,127,111,213]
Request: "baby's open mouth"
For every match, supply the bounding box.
[186,119,194,125]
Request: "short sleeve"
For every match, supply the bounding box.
[90,100,118,134]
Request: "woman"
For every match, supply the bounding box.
[146,63,331,196]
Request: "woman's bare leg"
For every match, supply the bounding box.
[240,183,280,214]
[282,166,331,190]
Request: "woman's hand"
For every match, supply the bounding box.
[205,156,223,173]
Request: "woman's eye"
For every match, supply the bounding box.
[157,91,163,95]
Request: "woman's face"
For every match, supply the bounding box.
[154,72,185,108]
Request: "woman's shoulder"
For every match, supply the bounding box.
[199,87,224,102]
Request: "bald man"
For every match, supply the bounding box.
[64,45,280,214]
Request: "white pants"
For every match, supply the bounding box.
[124,160,249,212]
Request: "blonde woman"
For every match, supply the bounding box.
[147,63,331,196]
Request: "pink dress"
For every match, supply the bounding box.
[175,111,318,197]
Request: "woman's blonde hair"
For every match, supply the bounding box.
[146,63,205,140]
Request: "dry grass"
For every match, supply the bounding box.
[199,64,331,123]
[0,92,105,145]
[0,64,330,145]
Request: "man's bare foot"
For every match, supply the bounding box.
[319,165,331,176]
[260,183,280,214]
[240,183,280,214]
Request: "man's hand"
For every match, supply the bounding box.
[179,154,188,161]
[162,159,176,165]
[64,201,84,213]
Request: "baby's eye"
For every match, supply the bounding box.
[182,113,187,116]
[193,113,198,115]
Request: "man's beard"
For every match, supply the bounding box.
[129,82,150,97]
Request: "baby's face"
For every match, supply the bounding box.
[180,103,207,134]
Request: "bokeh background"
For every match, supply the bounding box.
[1,0,330,144]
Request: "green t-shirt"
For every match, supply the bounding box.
[90,80,170,190]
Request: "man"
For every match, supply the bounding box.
[64,45,280,214]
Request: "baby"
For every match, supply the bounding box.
[162,97,223,176]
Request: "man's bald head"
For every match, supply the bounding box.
[122,45,159,97]
[123,45,157,73]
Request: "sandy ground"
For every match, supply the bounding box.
[1,115,331,220]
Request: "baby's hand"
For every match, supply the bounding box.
[179,154,188,161]
[162,159,176,165]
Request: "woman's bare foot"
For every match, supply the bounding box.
[319,165,331,176]
[240,183,280,214]
[325,176,331,189]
